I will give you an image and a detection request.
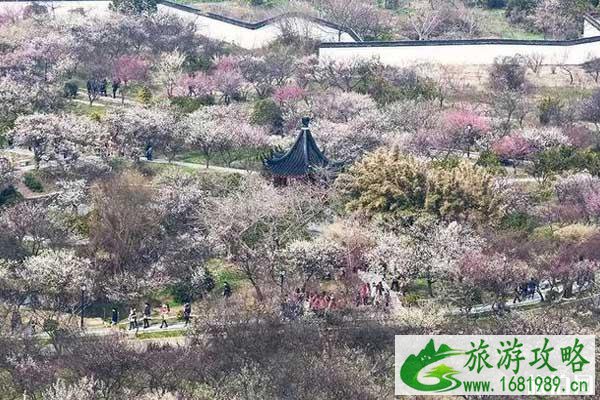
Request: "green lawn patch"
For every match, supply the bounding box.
[207,259,247,289]
[135,329,186,340]
[479,9,544,40]
[23,172,44,192]
[176,148,266,170]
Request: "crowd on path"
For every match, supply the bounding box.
[280,279,396,320]
[356,281,392,310]
[281,288,344,319]
[110,281,234,332]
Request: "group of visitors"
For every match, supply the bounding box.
[357,281,391,309]
[111,302,186,331]
[281,288,344,319]
[86,78,120,99]
[513,278,539,303]
[111,281,233,330]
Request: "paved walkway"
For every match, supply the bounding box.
[143,158,253,175]
[359,268,593,316]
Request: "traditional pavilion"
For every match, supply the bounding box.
[264,117,330,183]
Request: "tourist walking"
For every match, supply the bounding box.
[111,307,119,327]
[128,308,138,331]
[160,303,170,329]
[183,302,192,326]
[223,281,232,298]
[143,302,152,329]
[359,282,370,306]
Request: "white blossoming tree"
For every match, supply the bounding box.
[368,219,484,297]
[11,113,97,169]
[20,249,93,325]
[280,237,345,289]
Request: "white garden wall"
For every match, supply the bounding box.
[0,0,357,49]
[156,3,356,49]
[319,37,600,67]
[0,0,111,16]
[584,19,600,38]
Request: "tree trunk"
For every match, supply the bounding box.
[248,276,264,302]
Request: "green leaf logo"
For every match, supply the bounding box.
[400,339,464,393]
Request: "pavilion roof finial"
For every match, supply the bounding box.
[301,116,310,129]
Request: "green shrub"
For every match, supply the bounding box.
[500,211,537,232]
[136,86,153,105]
[486,0,506,8]
[356,68,439,105]
[251,99,283,133]
[0,186,21,206]
[23,173,43,192]
[402,293,421,307]
[170,96,211,113]
[538,96,564,126]
[88,110,104,122]
[184,55,214,73]
[247,0,280,6]
[476,150,505,174]
[63,80,78,99]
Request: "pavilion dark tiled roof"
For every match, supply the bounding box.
[264,118,329,177]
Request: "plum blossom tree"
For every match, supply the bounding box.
[238,50,298,98]
[367,232,418,294]
[311,90,377,123]
[546,252,599,298]
[88,172,171,294]
[312,115,386,164]
[0,77,62,132]
[311,0,390,40]
[210,55,246,105]
[11,113,98,169]
[0,202,67,258]
[102,106,177,160]
[368,220,484,297]
[185,106,267,168]
[281,238,345,289]
[152,51,186,98]
[19,249,93,324]
[441,109,490,156]
[185,108,228,168]
[53,180,88,215]
[112,55,149,103]
[205,178,328,301]
[1,32,75,84]
[0,157,14,193]
[579,89,600,135]
[533,0,582,39]
[384,99,439,134]
[459,251,530,310]
[554,173,600,222]
[323,217,375,272]
[492,133,533,167]
[519,127,570,151]
[42,377,98,400]
[177,73,215,98]
[272,85,307,130]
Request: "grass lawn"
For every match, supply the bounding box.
[404,278,432,299]
[176,148,266,170]
[479,9,544,40]
[206,259,248,290]
[135,329,186,340]
[537,86,595,102]
[143,162,199,175]
[64,99,107,118]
